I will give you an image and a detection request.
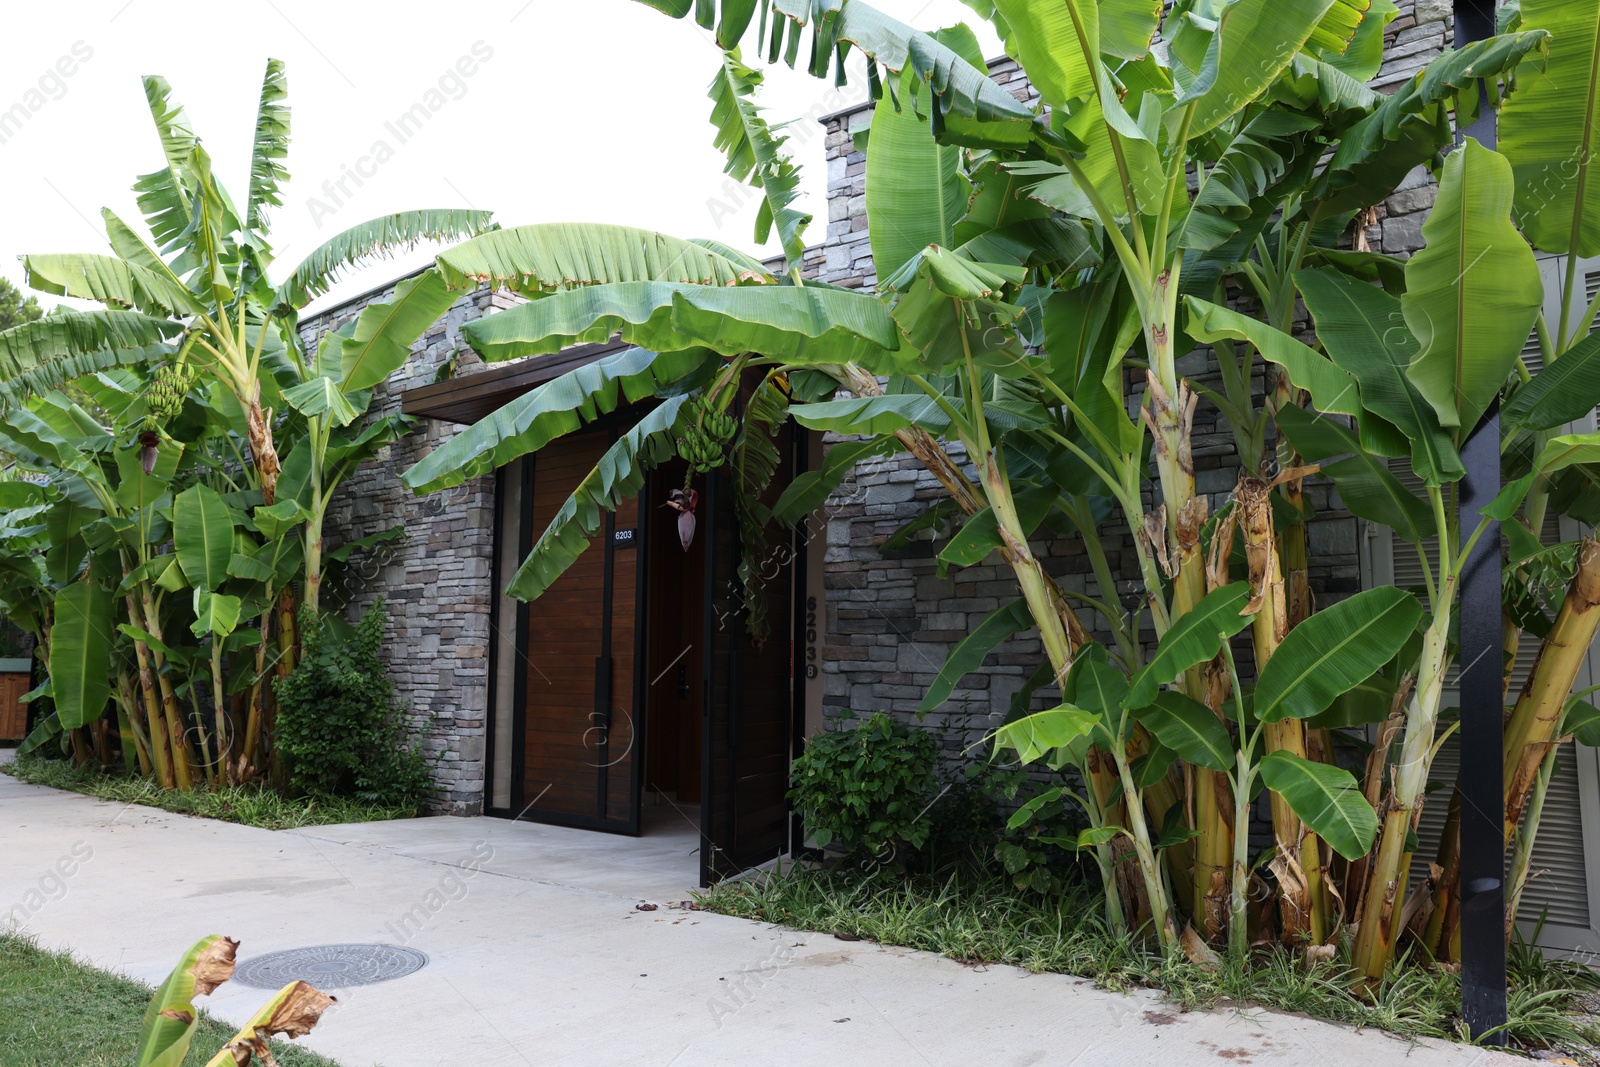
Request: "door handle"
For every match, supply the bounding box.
[677,663,690,698]
[594,655,612,730]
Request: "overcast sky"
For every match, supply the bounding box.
[0,0,1001,317]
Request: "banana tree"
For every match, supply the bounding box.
[0,62,494,787]
[383,0,1563,973]
[6,57,492,607]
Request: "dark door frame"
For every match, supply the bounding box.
[483,415,811,882]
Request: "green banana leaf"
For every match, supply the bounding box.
[1403,138,1543,433]
[245,59,290,232]
[831,1,1046,149]
[17,710,61,757]
[919,599,1034,714]
[282,376,358,428]
[21,253,203,317]
[339,268,459,394]
[1321,0,1398,80]
[708,49,811,269]
[1503,329,1600,432]
[1174,0,1345,136]
[273,208,496,310]
[1500,0,1600,256]
[789,393,953,437]
[1257,750,1378,860]
[1131,690,1233,772]
[1275,403,1433,543]
[769,437,901,526]
[1254,586,1422,723]
[936,486,1056,570]
[1184,295,1361,417]
[505,396,686,600]
[1484,426,1600,520]
[994,704,1101,765]
[191,590,242,639]
[456,280,909,373]
[174,484,235,592]
[48,578,114,730]
[0,311,183,380]
[1293,267,1462,484]
[1307,30,1550,218]
[434,221,760,295]
[1125,581,1254,708]
[1058,61,1167,217]
[986,0,1099,109]
[402,346,716,495]
[866,60,968,280]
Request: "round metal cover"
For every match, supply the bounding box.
[232,943,428,990]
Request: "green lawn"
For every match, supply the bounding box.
[0,935,344,1067]
[2,755,418,831]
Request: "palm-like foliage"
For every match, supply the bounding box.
[396,0,1600,987]
[0,62,495,789]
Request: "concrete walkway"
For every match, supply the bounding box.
[0,770,1516,1067]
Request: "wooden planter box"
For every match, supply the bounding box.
[0,659,31,742]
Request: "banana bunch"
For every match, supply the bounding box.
[142,362,196,431]
[675,396,738,473]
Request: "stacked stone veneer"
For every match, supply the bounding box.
[313,0,1455,809]
[301,280,517,815]
[813,2,1452,761]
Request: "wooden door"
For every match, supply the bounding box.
[0,673,28,740]
[699,425,800,883]
[518,428,643,833]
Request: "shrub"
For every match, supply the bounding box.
[789,711,938,866]
[274,602,435,810]
[925,759,1084,894]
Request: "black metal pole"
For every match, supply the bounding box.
[1454,0,1507,1043]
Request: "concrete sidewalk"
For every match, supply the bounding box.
[0,770,1515,1067]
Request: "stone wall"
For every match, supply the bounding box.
[301,278,518,816]
[811,5,1452,760]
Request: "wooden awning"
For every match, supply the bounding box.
[401,338,629,424]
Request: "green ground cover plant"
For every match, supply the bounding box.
[0,934,342,1067]
[699,863,1600,1054]
[2,755,419,830]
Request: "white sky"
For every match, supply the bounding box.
[0,0,1000,317]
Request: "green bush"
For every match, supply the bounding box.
[789,711,939,866]
[924,759,1082,893]
[274,602,435,809]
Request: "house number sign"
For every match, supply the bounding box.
[805,595,818,679]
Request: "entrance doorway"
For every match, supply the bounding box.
[642,459,703,808]
[488,409,806,885]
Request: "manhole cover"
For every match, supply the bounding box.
[232,944,428,990]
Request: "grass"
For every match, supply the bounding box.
[699,862,1600,1056]
[3,755,420,831]
[0,934,344,1067]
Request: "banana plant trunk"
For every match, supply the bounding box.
[124,591,176,789]
[1430,538,1600,953]
[1196,513,1239,944]
[1239,477,1327,943]
[1503,539,1600,835]
[137,584,198,790]
[1352,582,1455,983]
[246,382,281,507]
